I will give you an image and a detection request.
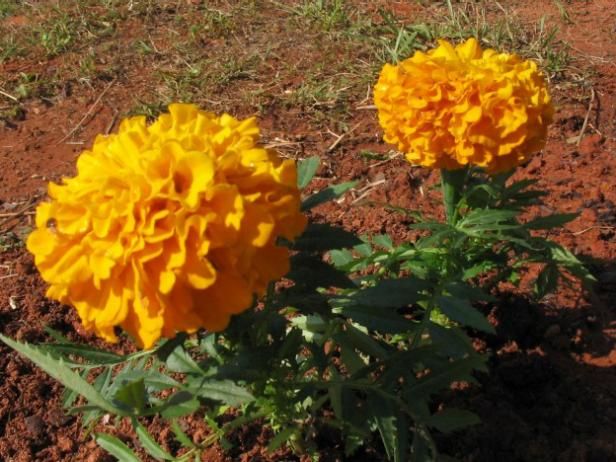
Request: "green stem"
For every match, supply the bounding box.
[440,167,468,226]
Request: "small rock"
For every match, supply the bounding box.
[57,435,75,453]
[24,414,45,437]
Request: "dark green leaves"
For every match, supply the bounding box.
[349,278,431,308]
[96,434,141,462]
[427,408,481,434]
[293,223,362,252]
[525,212,578,230]
[368,395,409,462]
[436,296,495,334]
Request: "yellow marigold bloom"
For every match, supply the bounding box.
[27,104,307,348]
[374,38,554,172]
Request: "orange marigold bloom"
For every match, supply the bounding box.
[374,38,554,172]
[27,104,307,348]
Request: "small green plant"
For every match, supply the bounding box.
[38,13,75,57]
[289,0,350,31]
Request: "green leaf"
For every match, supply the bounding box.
[367,395,408,462]
[338,341,366,374]
[133,419,175,460]
[267,427,297,452]
[96,434,141,462]
[457,209,519,232]
[329,248,354,267]
[436,296,495,334]
[170,419,197,449]
[155,333,188,362]
[40,343,125,365]
[411,426,435,462]
[0,334,120,415]
[351,277,430,308]
[525,213,578,230]
[343,323,388,360]
[297,156,320,189]
[407,356,486,399]
[186,379,253,406]
[288,254,355,289]
[427,324,475,359]
[333,304,412,334]
[372,234,394,250]
[443,281,495,302]
[462,261,497,280]
[293,223,362,252]
[114,378,147,414]
[427,408,480,434]
[301,181,357,211]
[166,346,203,374]
[160,391,201,419]
[43,326,71,343]
[535,263,559,298]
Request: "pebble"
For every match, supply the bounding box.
[24,414,45,437]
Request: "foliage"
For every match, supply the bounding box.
[2,157,594,461]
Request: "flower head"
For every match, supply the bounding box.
[27,104,307,348]
[374,38,554,172]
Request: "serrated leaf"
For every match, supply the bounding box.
[170,419,197,449]
[159,391,201,419]
[186,379,253,406]
[436,296,495,334]
[114,378,147,414]
[301,181,357,211]
[43,326,71,343]
[155,333,188,362]
[351,278,431,308]
[297,156,320,189]
[293,223,362,252]
[96,433,141,462]
[407,357,486,399]
[427,408,480,434]
[525,213,578,230]
[443,281,495,302]
[535,263,559,298]
[166,346,203,374]
[343,323,388,360]
[329,248,354,267]
[267,427,297,452]
[40,343,125,365]
[0,334,120,415]
[288,254,355,289]
[134,419,175,460]
[333,304,412,334]
[372,234,394,250]
[339,344,366,375]
[367,395,408,462]
[427,324,475,359]
[462,261,497,280]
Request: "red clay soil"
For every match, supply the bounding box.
[1,1,615,461]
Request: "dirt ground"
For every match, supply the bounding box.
[0,0,615,461]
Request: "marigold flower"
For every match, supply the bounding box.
[374,38,554,172]
[27,104,307,348]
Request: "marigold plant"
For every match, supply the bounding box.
[374,37,554,172]
[27,104,307,348]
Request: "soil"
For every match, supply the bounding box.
[1,1,615,461]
